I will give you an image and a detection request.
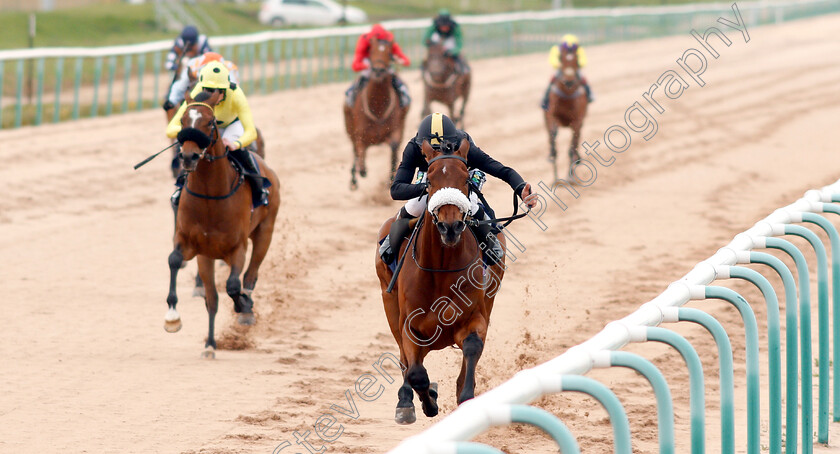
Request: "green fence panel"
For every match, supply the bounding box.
[91,57,102,118]
[14,59,23,128]
[105,55,116,116]
[72,57,82,121]
[53,57,63,124]
[34,58,44,126]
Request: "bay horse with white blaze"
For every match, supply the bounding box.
[421,44,470,127]
[343,37,409,190]
[375,138,506,424]
[544,44,588,184]
[164,95,280,359]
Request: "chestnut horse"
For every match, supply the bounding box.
[421,44,470,127]
[375,138,506,424]
[164,96,280,359]
[343,37,409,190]
[544,45,587,184]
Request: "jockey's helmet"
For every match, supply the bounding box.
[198,61,230,90]
[181,26,199,45]
[417,113,459,152]
[561,34,580,51]
[435,9,454,30]
[369,24,391,41]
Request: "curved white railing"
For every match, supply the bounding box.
[388,180,840,453]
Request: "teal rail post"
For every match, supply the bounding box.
[609,351,674,454]
[15,59,24,128]
[723,266,782,453]
[560,375,632,454]
[673,307,735,453]
[306,38,314,87]
[817,202,840,421]
[34,58,44,126]
[122,54,132,113]
[53,57,63,124]
[152,51,160,105]
[645,327,704,453]
[704,286,760,454]
[0,61,4,126]
[91,57,102,118]
[285,39,292,90]
[800,211,838,441]
[454,443,505,454]
[72,57,82,121]
[509,405,580,453]
[105,55,116,116]
[295,39,302,88]
[766,236,812,453]
[260,41,268,94]
[785,223,828,450]
[748,250,799,453]
[273,40,282,92]
[136,53,145,111]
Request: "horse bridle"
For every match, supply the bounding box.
[426,153,470,226]
[177,103,245,201]
[177,103,226,163]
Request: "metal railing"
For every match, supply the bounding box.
[1,0,837,129]
[386,180,840,453]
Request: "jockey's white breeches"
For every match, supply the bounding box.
[429,33,457,51]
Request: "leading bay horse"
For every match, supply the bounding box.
[343,37,409,190]
[164,93,280,359]
[544,44,587,184]
[421,44,470,128]
[375,138,506,424]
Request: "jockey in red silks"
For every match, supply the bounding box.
[345,24,412,108]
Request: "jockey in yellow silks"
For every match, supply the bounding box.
[540,34,594,109]
[166,61,268,206]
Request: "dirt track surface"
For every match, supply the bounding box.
[2,13,840,454]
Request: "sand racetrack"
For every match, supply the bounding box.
[2,12,840,454]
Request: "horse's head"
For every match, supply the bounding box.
[425,44,452,78]
[421,137,472,247]
[176,91,220,171]
[369,37,394,81]
[558,44,581,89]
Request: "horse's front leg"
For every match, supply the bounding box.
[569,122,582,164]
[400,331,438,418]
[196,255,218,359]
[356,140,368,179]
[455,332,485,404]
[164,245,187,333]
[226,245,254,326]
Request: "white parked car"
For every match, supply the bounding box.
[259,0,368,27]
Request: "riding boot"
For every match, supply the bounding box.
[229,147,269,207]
[392,76,411,108]
[170,173,186,209]
[581,78,594,103]
[379,207,415,265]
[346,76,369,107]
[470,208,504,266]
[540,83,551,111]
[453,54,469,74]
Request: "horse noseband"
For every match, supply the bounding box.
[177,127,212,149]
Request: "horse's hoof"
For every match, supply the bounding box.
[192,286,205,298]
[395,407,417,425]
[163,308,181,333]
[359,169,367,178]
[201,347,216,359]
[421,382,439,417]
[163,319,182,333]
[237,313,256,326]
[350,181,358,191]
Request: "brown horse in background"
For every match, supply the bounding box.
[421,44,470,128]
[375,139,506,424]
[343,37,409,190]
[544,45,587,184]
[164,97,280,359]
